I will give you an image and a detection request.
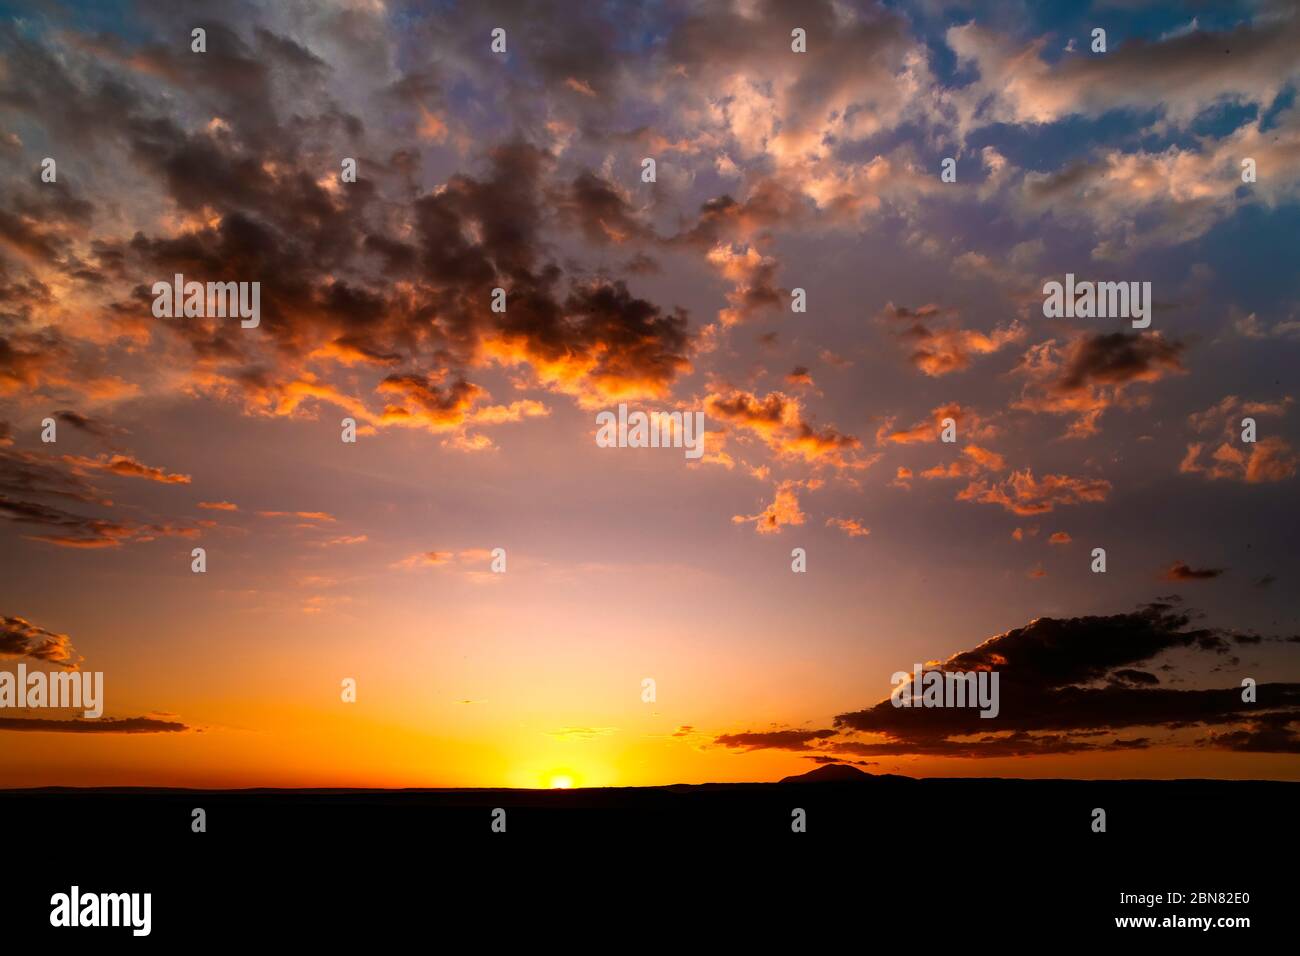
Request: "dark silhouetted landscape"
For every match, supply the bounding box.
[7,772,1293,937]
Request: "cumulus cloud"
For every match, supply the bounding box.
[706,388,869,470]
[879,302,1025,377]
[1013,333,1185,437]
[1181,394,1297,483]
[948,17,1300,133]
[875,403,996,446]
[919,444,1006,479]
[732,480,807,535]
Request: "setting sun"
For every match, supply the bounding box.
[549,775,575,790]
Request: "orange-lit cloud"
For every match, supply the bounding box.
[732,480,806,535]
[63,454,190,484]
[1,614,79,668]
[876,403,996,446]
[920,444,1006,479]
[256,511,335,522]
[1013,333,1184,437]
[706,388,868,470]
[826,516,870,538]
[957,469,1111,515]
[880,302,1024,377]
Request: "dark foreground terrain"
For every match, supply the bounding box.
[2,773,1292,941]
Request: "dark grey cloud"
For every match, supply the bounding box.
[0,716,187,733]
[715,603,1300,758]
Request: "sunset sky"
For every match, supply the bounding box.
[1,0,1298,789]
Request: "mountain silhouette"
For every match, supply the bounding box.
[779,764,875,783]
